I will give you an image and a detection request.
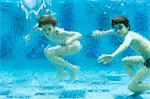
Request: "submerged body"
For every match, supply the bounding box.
[24,15,82,80]
[43,27,82,56]
[92,16,150,94]
[128,31,150,59]
[43,27,82,80]
[120,31,150,93]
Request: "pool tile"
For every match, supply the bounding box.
[59,90,86,98]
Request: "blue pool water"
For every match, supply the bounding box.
[0,0,150,98]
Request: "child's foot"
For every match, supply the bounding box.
[70,66,80,80]
[54,70,67,80]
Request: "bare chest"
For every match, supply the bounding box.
[44,32,68,43]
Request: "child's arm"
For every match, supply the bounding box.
[65,32,82,45]
[24,23,39,43]
[91,29,114,37]
[29,23,39,36]
[98,34,132,64]
[111,34,132,57]
[58,29,82,45]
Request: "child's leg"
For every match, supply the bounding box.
[128,66,150,93]
[54,66,67,79]
[49,55,79,80]
[44,46,67,79]
[44,41,82,80]
[122,56,144,76]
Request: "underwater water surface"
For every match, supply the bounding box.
[0,0,150,98]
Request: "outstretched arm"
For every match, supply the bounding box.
[24,23,39,43]
[112,34,132,57]
[91,29,114,37]
[28,23,39,37]
[98,34,132,64]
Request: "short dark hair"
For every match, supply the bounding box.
[112,16,130,30]
[38,15,57,27]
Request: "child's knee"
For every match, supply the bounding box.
[44,48,48,55]
[44,48,55,58]
[122,57,130,65]
[128,82,136,92]
[128,81,141,92]
[44,48,49,57]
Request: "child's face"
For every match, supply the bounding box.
[41,24,55,34]
[112,24,129,36]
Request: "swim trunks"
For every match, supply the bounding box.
[144,58,150,69]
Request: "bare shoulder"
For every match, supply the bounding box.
[128,31,137,35]
[127,31,141,37]
[128,31,149,42]
[55,27,72,34]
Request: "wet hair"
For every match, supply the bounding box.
[38,15,57,27]
[112,16,130,30]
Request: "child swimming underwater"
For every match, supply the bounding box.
[92,16,150,94]
[24,15,82,80]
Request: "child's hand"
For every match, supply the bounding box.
[91,30,103,37]
[97,54,113,64]
[24,34,31,43]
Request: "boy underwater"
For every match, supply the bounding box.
[92,16,150,94]
[24,15,82,80]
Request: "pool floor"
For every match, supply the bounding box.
[0,70,150,99]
